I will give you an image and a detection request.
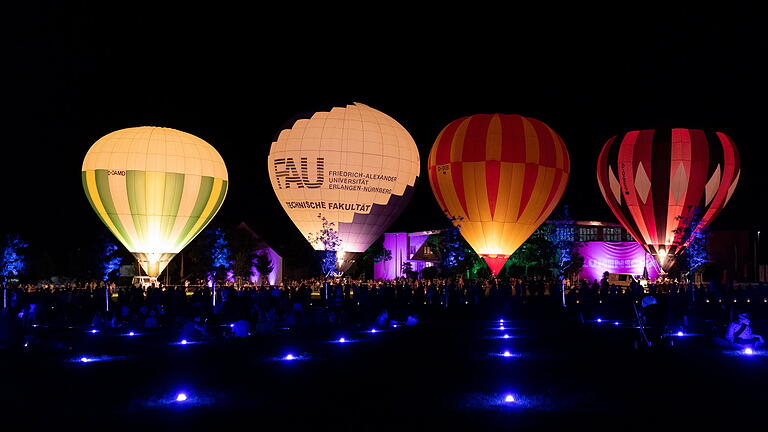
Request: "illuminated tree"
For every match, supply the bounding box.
[307,213,342,277]
[100,242,123,281]
[1,234,28,280]
[201,227,231,282]
[673,207,709,280]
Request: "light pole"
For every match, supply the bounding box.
[758,230,762,282]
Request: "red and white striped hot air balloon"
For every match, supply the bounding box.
[428,114,570,276]
[596,128,740,272]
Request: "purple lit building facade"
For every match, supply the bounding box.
[373,222,661,281]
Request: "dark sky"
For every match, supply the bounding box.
[2,3,766,260]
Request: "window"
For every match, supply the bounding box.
[604,227,622,242]
[578,227,598,242]
[556,226,575,242]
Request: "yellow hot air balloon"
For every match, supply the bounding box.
[82,127,228,279]
[428,114,570,276]
[268,103,420,267]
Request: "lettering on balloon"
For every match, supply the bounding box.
[620,162,629,195]
[107,170,126,176]
[283,201,372,213]
[273,157,325,189]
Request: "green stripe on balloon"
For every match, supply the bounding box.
[160,172,185,244]
[184,179,228,250]
[126,170,147,247]
[177,176,215,249]
[94,170,133,250]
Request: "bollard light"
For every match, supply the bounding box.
[503,334,510,339]
[176,393,188,402]
[284,354,295,360]
[504,394,515,403]
[503,350,512,357]
[180,339,188,345]
[744,347,754,355]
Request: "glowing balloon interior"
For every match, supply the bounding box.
[268,103,419,257]
[82,127,228,278]
[596,128,739,272]
[428,114,570,275]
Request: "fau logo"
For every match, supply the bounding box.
[273,157,325,189]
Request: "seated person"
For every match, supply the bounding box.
[726,313,764,348]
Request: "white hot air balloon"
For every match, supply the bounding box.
[268,103,419,270]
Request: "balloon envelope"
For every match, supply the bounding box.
[268,103,419,256]
[82,127,228,277]
[428,114,570,275]
[596,128,740,272]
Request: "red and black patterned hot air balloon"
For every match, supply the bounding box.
[428,114,570,276]
[596,128,740,272]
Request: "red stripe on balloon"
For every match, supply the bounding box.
[429,166,448,212]
[559,133,570,173]
[435,118,463,165]
[451,162,469,216]
[529,118,556,168]
[499,114,526,163]
[463,114,492,162]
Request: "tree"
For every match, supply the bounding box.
[307,213,342,277]
[100,242,123,281]
[200,227,231,283]
[254,252,274,285]
[1,234,29,281]
[363,239,392,264]
[548,205,585,281]
[347,238,392,279]
[228,226,262,283]
[673,207,709,281]
[401,261,417,279]
[427,215,477,276]
[508,227,554,276]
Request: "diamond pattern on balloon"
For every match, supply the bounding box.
[634,163,651,204]
[704,164,721,206]
[670,162,688,205]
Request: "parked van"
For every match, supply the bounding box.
[131,276,157,289]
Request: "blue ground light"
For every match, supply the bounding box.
[461,392,540,411]
[490,350,522,359]
[170,339,203,346]
[269,353,310,362]
[140,390,219,408]
[70,355,125,364]
[330,337,357,344]
[722,348,767,357]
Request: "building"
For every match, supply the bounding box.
[373,221,662,281]
[233,222,283,285]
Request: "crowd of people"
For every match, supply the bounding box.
[2,274,767,350]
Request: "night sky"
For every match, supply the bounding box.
[3,3,766,263]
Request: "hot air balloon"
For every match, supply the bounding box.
[428,114,570,276]
[596,128,740,272]
[268,103,420,271]
[82,127,228,280]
